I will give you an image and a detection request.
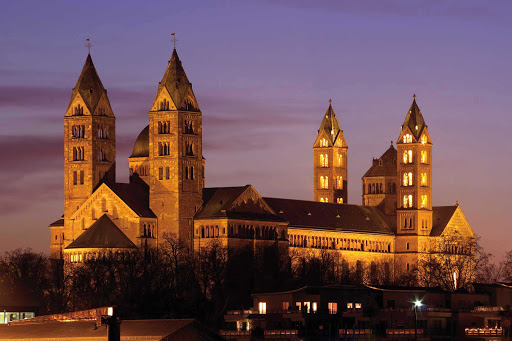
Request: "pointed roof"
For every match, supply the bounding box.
[430,205,459,236]
[363,143,397,178]
[68,54,107,115]
[65,214,137,249]
[317,103,341,144]
[155,49,198,111]
[401,96,426,139]
[195,186,285,222]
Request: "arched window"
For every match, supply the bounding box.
[337,154,342,167]
[403,134,412,143]
[185,166,189,179]
[190,166,194,180]
[421,151,427,164]
[319,154,324,167]
[421,135,427,144]
[421,173,427,186]
[336,176,343,189]
[320,176,325,189]
[421,195,428,208]
[409,218,413,228]
[403,195,408,208]
[403,151,408,164]
[367,184,371,194]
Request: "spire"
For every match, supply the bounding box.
[401,94,426,139]
[318,100,341,144]
[155,49,199,111]
[68,54,106,115]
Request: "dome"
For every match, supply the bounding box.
[130,125,149,158]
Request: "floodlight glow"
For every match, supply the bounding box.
[414,300,422,308]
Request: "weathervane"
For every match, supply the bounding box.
[171,33,178,49]
[85,38,93,54]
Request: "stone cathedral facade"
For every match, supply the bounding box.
[49,48,475,280]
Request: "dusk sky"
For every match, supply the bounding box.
[1,1,511,258]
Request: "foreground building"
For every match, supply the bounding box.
[221,284,512,340]
[49,44,475,283]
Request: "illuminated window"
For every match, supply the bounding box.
[421,135,427,144]
[403,195,413,208]
[403,150,413,163]
[304,302,311,313]
[320,176,328,189]
[296,302,302,311]
[337,198,343,204]
[258,302,267,314]
[320,138,328,147]
[336,139,342,147]
[409,195,413,208]
[337,154,342,166]
[421,173,427,186]
[336,176,343,189]
[408,172,413,186]
[421,151,427,164]
[312,302,318,313]
[421,195,428,208]
[328,302,338,314]
[403,134,413,143]
[347,303,353,309]
[320,198,324,202]
[282,302,290,311]
[355,303,362,309]
[325,197,328,203]
[320,154,328,167]
[403,172,413,186]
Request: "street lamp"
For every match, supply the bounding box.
[413,300,423,341]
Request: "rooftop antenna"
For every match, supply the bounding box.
[85,38,93,54]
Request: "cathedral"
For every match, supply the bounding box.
[49,47,475,280]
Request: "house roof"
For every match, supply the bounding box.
[263,197,395,234]
[67,54,108,115]
[0,319,221,340]
[430,205,458,236]
[104,181,156,218]
[363,143,397,178]
[49,218,64,227]
[402,97,427,140]
[130,125,149,158]
[317,103,341,145]
[65,214,137,250]
[195,186,285,222]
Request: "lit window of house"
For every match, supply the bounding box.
[403,134,413,143]
[282,302,290,311]
[408,195,413,208]
[304,302,311,313]
[408,172,413,186]
[336,176,343,189]
[355,303,362,309]
[408,150,413,163]
[258,302,267,314]
[337,198,343,204]
[347,303,353,309]
[337,154,342,166]
[328,302,338,314]
[312,302,318,313]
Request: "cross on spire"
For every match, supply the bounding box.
[85,38,93,54]
[171,33,178,50]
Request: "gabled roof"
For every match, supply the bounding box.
[402,97,426,140]
[130,125,149,158]
[196,186,285,222]
[263,198,395,234]
[363,143,397,178]
[67,54,107,115]
[430,205,459,236]
[317,103,341,145]
[65,214,137,250]
[155,49,199,111]
[105,182,156,218]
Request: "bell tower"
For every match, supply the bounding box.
[63,53,116,249]
[313,100,348,204]
[148,48,203,250]
[395,95,433,272]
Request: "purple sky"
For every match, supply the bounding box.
[1,0,511,259]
